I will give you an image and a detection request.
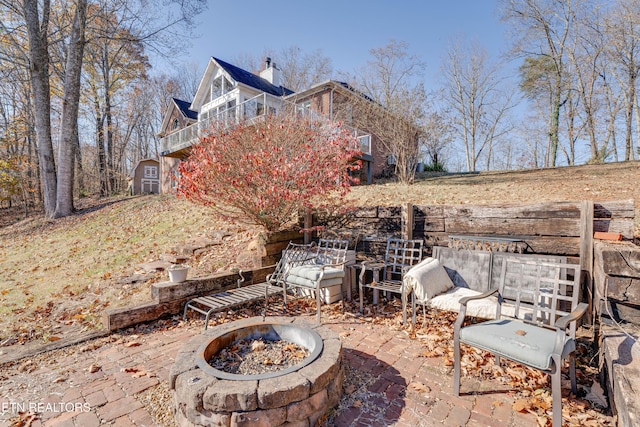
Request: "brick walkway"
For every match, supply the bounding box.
[0,313,540,427]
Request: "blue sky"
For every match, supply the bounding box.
[183,0,509,86]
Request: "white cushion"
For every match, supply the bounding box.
[425,287,522,319]
[288,265,345,281]
[402,257,454,301]
[286,265,345,289]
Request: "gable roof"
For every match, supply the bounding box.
[173,98,198,120]
[285,80,375,104]
[158,97,198,137]
[213,56,294,97]
[129,158,159,178]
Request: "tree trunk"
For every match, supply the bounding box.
[55,0,87,218]
[550,86,561,167]
[23,0,56,218]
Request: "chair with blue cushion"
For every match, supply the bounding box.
[453,258,587,426]
[284,238,349,323]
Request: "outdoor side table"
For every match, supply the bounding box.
[353,261,386,311]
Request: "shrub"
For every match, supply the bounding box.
[177,114,362,231]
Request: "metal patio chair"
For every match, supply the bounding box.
[283,238,349,323]
[358,238,424,322]
[453,258,587,426]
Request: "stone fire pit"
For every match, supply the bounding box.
[170,316,344,426]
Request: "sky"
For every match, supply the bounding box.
[179,0,511,88]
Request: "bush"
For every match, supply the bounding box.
[177,114,362,231]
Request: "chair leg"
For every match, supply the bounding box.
[359,282,364,313]
[316,285,322,324]
[569,354,577,395]
[453,333,461,395]
[551,356,562,426]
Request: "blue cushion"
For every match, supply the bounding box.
[459,319,573,371]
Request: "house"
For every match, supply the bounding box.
[128,158,160,194]
[284,80,391,183]
[157,56,412,192]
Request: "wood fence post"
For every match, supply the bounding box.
[402,203,414,240]
[580,199,594,327]
[304,209,313,244]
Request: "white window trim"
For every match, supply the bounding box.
[357,135,371,155]
[143,165,158,179]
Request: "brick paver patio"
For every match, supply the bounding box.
[0,311,542,427]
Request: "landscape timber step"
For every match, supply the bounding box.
[183,283,281,330]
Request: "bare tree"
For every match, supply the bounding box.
[346,39,427,184]
[502,0,577,167]
[55,0,87,217]
[441,38,516,171]
[234,45,333,92]
[421,103,454,171]
[565,2,607,164]
[602,0,640,161]
[0,0,205,218]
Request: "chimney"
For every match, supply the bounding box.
[259,57,281,87]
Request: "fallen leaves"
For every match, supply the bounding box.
[122,366,155,378]
[17,360,36,373]
[408,381,431,393]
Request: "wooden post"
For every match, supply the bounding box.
[580,199,594,328]
[304,209,312,244]
[402,202,414,240]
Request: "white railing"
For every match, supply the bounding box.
[160,93,372,156]
[160,93,280,155]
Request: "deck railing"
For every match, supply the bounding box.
[160,93,369,156]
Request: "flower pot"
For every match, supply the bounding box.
[168,267,189,283]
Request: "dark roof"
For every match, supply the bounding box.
[335,81,376,103]
[173,98,198,120]
[213,56,294,97]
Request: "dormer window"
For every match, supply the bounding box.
[172,118,180,130]
[207,76,235,104]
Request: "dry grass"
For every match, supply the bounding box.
[0,161,638,346]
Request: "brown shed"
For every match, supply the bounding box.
[129,158,160,195]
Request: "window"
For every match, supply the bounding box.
[143,165,158,179]
[172,118,180,130]
[171,169,180,189]
[296,100,311,117]
[227,100,236,122]
[211,77,222,100]
[357,135,371,155]
[223,77,234,94]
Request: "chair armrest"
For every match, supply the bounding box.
[458,288,498,307]
[318,261,347,270]
[554,302,588,330]
[454,288,499,333]
[360,259,384,268]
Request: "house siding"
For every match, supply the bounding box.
[301,88,389,180]
[161,157,183,194]
[160,104,193,138]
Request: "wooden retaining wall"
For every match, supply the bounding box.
[314,199,635,260]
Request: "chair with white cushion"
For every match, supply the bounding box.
[284,239,349,323]
[453,258,587,426]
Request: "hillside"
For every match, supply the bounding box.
[0,161,638,348]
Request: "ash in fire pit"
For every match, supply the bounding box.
[209,338,310,376]
[171,317,344,427]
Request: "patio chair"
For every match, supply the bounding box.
[283,238,349,323]
[453,258,587,426]
[358,238,423,322]
[183,241,314,329]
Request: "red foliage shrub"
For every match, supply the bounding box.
[177,114,361,231]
